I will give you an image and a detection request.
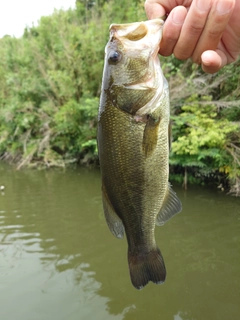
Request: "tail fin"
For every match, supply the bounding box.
[128,247,166,290]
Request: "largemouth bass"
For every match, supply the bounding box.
[98,19,182,290]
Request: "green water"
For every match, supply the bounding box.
[0,162,239,320]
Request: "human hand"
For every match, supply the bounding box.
[145,0,240,73]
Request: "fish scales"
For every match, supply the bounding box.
[98,19,182,289]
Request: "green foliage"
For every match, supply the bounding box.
[170,94,240,186]
[172,96,236,155]
[52,96,98,156]
[214,58,240,100]
[220,106,240,121]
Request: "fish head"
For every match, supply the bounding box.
[101,19,165,115]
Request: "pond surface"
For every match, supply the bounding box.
[0,162,240,320]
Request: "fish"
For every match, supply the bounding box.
[97,19,182,290]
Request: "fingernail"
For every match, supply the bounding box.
[216,0,234,15]
[201,51,213,66]
[172,10,185,25]
[196,0,210,12]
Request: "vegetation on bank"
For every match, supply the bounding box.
[0,0,239,195]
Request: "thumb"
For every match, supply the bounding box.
[201,50,228,73]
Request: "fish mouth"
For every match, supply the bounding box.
[109,19,164,53]
[110,19,164,40]
[110,22,149,41]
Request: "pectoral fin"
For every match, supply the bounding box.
[142,115,161,157]
[102,185,125,239]
[156,184,182,226]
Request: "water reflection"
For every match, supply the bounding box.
[0,164,128,320]
[0,162,240,320]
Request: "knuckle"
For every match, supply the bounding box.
[173,48,191,60]
[207,28,222,39]
[188,24,204,36]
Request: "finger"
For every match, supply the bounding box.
[160,6,187,56]
[192,0,235,64]
[201,50,227,73]
[173,0,212,60]
[144,1,166,19]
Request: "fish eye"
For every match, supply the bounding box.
[108,51,121,64]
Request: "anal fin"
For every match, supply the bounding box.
[102,184,125,239]
[156,184,182,226]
